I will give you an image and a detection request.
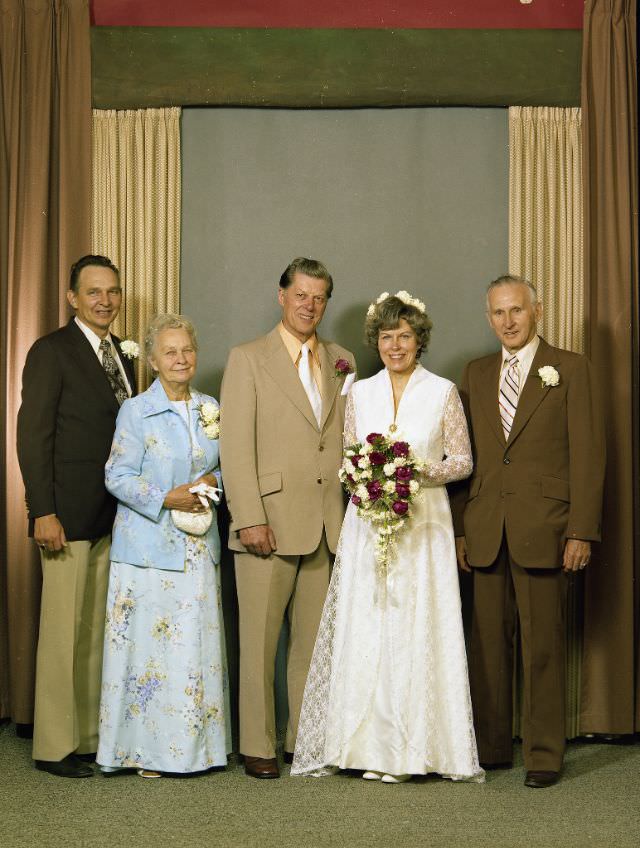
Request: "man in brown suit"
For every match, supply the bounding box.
[453,274,605,788]
[220,257,355,779]
[17,255,136,777]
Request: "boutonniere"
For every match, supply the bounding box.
[335,358,356,396]
[538,366,560,387]
[120,340,140,359]
[335,358,354,379]
[198,402,220,439]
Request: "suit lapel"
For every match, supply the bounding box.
[190,390,218,468]
[262,328,319,431]
[507,338,559,446]
[63,320,120,413]
[318,340,340,431]
[477,353,505,446]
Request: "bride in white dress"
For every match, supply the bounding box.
[292,292,483,783]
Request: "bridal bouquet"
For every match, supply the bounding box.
[339,432,422,576]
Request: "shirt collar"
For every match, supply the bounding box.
[278,322,319,364]
[501,334,540,372]
[75,316,115,355]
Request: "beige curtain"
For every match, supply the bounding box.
[0,0,91,721]
[508,106,585,737]
[581,0,638,734]
[91,108,182,388]
[509,107,584,352]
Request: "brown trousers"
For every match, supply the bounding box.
[235,533,332,759]
[32,537,111,762]
[469,538,568,772]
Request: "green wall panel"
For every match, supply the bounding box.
[91,27,581,109]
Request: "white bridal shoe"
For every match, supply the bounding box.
[362,770,383,780]
[381,773,411,783]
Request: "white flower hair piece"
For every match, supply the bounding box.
[367,290,427,317]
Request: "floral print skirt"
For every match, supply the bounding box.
[97,538,231,773]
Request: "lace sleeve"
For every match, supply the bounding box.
[423,385,473,485]
[343,389,357,448]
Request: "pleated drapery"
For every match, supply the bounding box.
[0,0,92,721]
[508,106,585,738]
[580,0,638,735]
[509,107,584,352]
[91,108,182,389]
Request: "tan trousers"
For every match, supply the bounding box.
[469,539,567,772]
[235,533,332,758]
[32,536,111,761]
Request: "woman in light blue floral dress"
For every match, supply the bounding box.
[97,314,231,777]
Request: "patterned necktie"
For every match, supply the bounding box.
[298,342,322,426]
[499,354,520,440]
[99,339,129,406]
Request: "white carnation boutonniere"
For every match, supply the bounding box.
[198,401,220,439]
[120,340,140,359]
[538,366,560,387]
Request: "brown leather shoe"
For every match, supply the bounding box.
[524,770,559,788]
[244,756,280,779]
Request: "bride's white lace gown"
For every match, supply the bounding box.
[292,364,484,781]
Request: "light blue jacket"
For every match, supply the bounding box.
[105,378,221,571]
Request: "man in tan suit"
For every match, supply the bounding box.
[220,257,355,778]
[453,274,605,788]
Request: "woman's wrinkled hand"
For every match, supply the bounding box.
[163,483,206,512]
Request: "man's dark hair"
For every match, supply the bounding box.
[279,257,333,299]
[69,255,119,292]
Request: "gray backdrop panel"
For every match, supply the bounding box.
[180,107,508,744]
[181,107,507,394]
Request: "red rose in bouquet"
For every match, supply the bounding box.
[338,431,423,577]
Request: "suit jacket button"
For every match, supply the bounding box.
[317,478,322,484]
[503,457,510,465]
[319,445,324,451]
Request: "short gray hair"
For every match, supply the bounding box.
[145,314,198,365]
[279,257,333,299]
[486,274,538,309]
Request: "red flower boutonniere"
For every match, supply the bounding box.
[335,358,354,379]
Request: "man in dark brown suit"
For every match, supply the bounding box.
[17,255,136,778]
[453,274,605,788]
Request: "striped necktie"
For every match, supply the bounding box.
[99,339,129,406]
[499,354,520,440]
[298,342,322,426]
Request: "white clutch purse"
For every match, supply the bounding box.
[170,483,221,536]
[170,507,213,536]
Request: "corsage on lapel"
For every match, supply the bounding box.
[120,340,140,359]
[538,366,560,387]
[198,402,220,439]
[335,358,355,396]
